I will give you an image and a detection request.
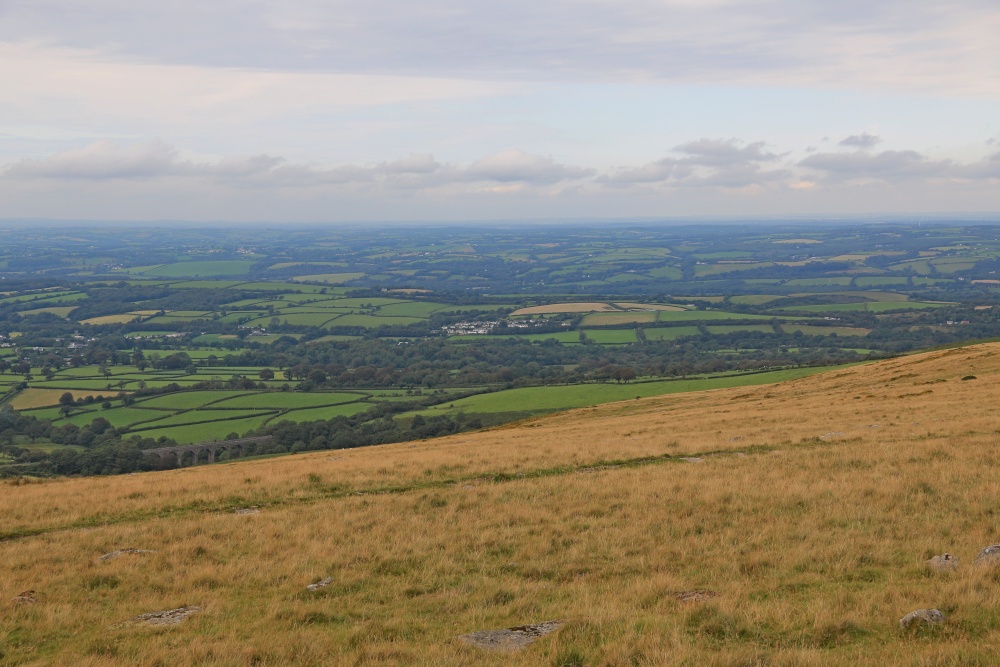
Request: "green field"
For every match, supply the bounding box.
[656,310,778,322]
[133,261,255,278]
[730,294,784,305]
[780,301,949,313]
[211,392,363,409]
[582,329,639,344]
[782,324,871,336]
[580,312,657,326]
[705,324,777,335]
[642,326,701,340]
[134,391,253,409]
[412,367,839,417]
[271,403,373,422]
[134,415,277,444]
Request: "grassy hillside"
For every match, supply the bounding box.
[5,344,1000,665]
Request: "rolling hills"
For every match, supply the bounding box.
[4,344,1000,665]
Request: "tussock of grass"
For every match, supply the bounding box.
[4,345,1000,664]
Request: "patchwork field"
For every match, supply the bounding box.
[5,345,1000,664]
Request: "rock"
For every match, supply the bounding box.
[129,606,201,626]
[974,545,1000,566]
[899,609,945,630]
[234,507,259,515]
[458,620,564,651]
[98,548,157,561]
[675,590,719,602]
[12,590,37,605]
[680,457,704,463]
[306,577,332,591]
[926,553,959,572]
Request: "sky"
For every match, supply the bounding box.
[1,1,998,223]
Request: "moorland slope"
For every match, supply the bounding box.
[5,344,1000,665]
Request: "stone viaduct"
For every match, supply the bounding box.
[144,436,273,467]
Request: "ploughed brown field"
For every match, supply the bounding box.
[4,344,1000,665]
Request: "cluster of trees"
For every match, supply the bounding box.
[0,404,178,477]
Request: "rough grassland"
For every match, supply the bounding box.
[5,346,1000,664]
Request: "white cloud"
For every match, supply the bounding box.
[798,149,953,182]
[838,133,882,149]
[599,138,786,188]
[464,149,595,184]
[1,138,997,221]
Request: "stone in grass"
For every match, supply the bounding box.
[675,590,719,603]
[974,545,1000,566]
[926,553,959,572]
[98,548,157,561]
[458,620,564,651]
[12,590,38,605]
[899,609,945,630]
[128,606,201,627]
[234,506,260,515]
[306,577,332,591]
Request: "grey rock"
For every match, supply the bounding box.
[130,605,201,626]
[675,590,719,602]
[974,545,1000,566]
[899,608,945,630]
[99,548,157,561]
[234,507,260,515]
[458,620,563,651]
[306,577,332,591]
[926,553,959,572]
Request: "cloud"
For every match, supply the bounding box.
[1,141,593,190]
[464,149,594,184]
[839,133,882,149]
[600,138,786,188]
[2,1,998,95]
[4,140,183,180]
[798,149,953,182]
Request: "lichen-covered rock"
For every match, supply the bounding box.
[98,548,157,561]
[675,590,719,602]
[458,621,563,650]
[128,606,201,627]
[306,577,332,591]
[899,608,945,630]
[974,545,1000,566]
[926,553,959,572]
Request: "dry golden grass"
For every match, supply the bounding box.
[9,389,80,410]
[5,344,1000,664]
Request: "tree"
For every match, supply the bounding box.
[259,368,275,381]
[59,392,75,407]
[617,367,637,383]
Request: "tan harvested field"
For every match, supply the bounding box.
[80,314,140,325]
[511,302,618,315]
[8,388,80,410]
[6,345,1000,664]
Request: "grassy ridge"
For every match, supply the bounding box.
[5,346,1000,663]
